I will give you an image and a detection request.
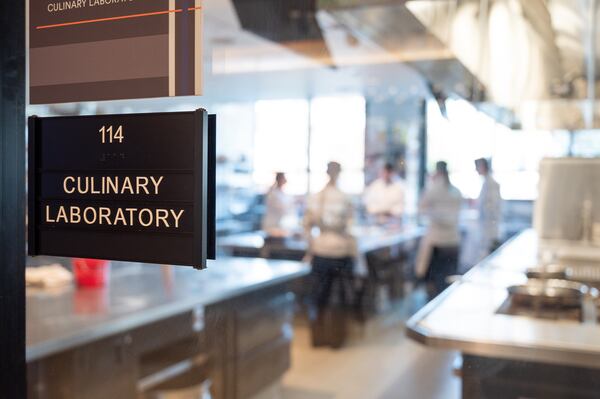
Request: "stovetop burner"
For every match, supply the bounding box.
[497,297,583,322]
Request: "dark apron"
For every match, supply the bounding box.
[308,256,355,349]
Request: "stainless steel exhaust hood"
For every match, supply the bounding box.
[405,0,600,130]
[231,0,333,63]
[231,0,486,100]
[229,0,599,129]
[318,0,486,101]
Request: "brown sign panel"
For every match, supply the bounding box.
[28,109,216,268]
[29,0,203,104]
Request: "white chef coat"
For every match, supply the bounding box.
[415,179,463,277]
[262,186,292,235]
[476,174,502,257]
[363,178,405,216]
[304,185,356,259]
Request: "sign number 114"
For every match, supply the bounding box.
[99,125,124,144]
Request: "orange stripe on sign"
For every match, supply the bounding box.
[187,6,202,11]
[36,9,183,30]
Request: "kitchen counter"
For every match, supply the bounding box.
[355,224,424,254]
[219,225,423,315]
[27,257,309,362]
[407,229,600,370]
[218,224,424,259]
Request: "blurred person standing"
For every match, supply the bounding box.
[363,162,405,223]
[261,172,293,237]
[474,158,502,259]
[303,162,356,348]
[415,161,463,299]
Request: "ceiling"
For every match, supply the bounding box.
[32,0,433,115]
[34,0,600,130]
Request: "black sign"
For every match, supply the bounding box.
[28,109,215,268]
[29,0,204,104]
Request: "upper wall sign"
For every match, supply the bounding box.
[29,0,203,104]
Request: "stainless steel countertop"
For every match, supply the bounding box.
[27,257,309,362]
[218,225,424,254]
[407,229,600,369]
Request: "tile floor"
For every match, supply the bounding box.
[281,290,461,399]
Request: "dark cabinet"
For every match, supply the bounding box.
[28,333,137,399]
[28,282,298,399]
[207,287,296,399]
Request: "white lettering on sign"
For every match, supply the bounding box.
[62,175,165,195]
[46,0,133,14]
[99,125,124,144]
[44,123,188,232]
[45,205,186,229]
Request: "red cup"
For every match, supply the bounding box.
[72,258,110,287]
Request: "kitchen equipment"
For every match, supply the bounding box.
[496,296,583,321]
[507,279,594,308]
[565,264,600,286]
[535,158,600,243]
[525,264,568,280]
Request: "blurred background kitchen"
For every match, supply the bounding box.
[25,0,600,398]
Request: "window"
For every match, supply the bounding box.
[427,99,571,200]
[230,95,367,195]
[253,99,310,194]
[572,130,600,157]
[309,95,366,194]
[492,129,569,200]
[427,99,496,198]
[211,96,366,224]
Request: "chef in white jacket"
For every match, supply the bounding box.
[474,158,502,259]
[303,161,356,348]
[415,161,463,299]
[262,172,293,237]
[363,163,405,221]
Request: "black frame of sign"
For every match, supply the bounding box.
[28,109,216,269]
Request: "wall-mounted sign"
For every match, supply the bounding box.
[29,0,203,104]
[28,109,215,268]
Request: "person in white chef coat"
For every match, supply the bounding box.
[363,163,405,222]
[261,172,293,237]
[415,161,463,299]
[303,161,356,348]
[474,158,502,259]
